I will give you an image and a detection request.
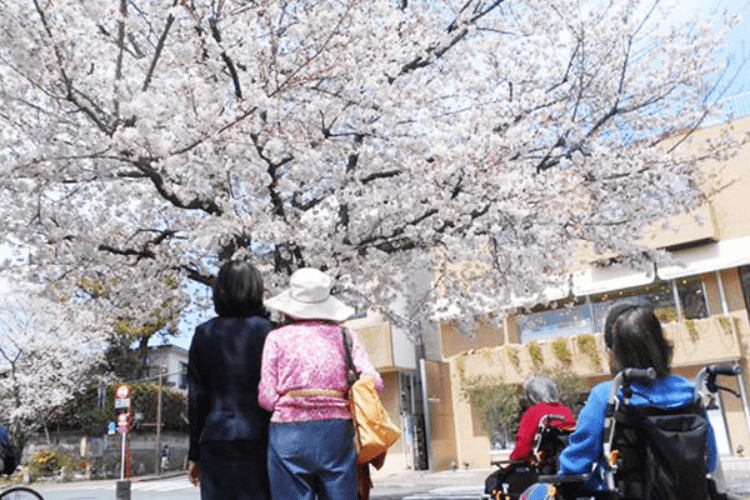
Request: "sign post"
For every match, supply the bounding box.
[114,385,131,500]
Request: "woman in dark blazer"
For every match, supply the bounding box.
[187,260,274,500]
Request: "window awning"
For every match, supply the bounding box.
[657,235,750,280]
[572,263,655,297]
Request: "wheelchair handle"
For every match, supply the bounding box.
[696,363,742,396]
[608,367,657,403]
[707,364,742,376]
[622,367,657,381]
[490,459,528,466]
[542,414,567,423]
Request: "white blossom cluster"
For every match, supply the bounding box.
[0,0,742,338]
[0,287,106,442]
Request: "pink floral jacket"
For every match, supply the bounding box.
[258,320,384,422]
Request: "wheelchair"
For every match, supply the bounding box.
[484,412,575,500]
[519,364,746,500]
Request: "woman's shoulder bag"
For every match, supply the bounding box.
[342,328,401,465]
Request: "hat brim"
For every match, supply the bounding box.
[265,289,355,323]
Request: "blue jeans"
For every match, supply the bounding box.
[268,419,357,500]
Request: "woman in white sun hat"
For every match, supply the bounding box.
[259,267,383,500]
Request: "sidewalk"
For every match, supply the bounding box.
[62,457,750,498]
[370,467,491,499]
[720,456,750,494]
[368,457,750,499]
[372,467,492,484]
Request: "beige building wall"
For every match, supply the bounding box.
[448,353,490,469]
[642,115,750,247]
[445,311,750,467]
[374,371,407,474]
[351,321,394,371]
[697,116,750,241]
[424,361,458,471]
[440,318,505,359]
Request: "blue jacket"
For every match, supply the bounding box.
[558,374,717,490]
[188,315,273,462]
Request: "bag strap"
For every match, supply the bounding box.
[341,327,360,387]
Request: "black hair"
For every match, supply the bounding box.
[604,302,673,377]
[604,302,640,349]
[213,260,265,318]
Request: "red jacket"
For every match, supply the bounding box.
[509,401,575,462]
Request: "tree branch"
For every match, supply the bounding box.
[142,13,176,92]
[129,156,224,215]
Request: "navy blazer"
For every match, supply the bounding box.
[188,315,273,462]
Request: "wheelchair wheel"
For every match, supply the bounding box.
[0,486,45,500]
[519,482,558,500]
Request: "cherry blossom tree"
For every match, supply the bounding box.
[0,0,743,336]
[0,289,107,454]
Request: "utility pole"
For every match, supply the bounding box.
[155,366,164,475]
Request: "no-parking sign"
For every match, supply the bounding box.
[114,385,131,433]
[116,412,129,433]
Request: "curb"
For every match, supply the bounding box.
[130,471,187,482]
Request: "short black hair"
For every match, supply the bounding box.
[605,303,673,377]
[213,260,265,318]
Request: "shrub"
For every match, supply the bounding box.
[469,384,521,449]
[577,334,601,367]
[551,338,572,364]
[28,448,77,481]
[528,341,543,366]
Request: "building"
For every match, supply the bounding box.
[143,344,189,391]
[356,111,750,473]
[430,113,750,470]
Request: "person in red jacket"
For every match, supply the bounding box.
[509,374,575,462]
[485,374,576,499]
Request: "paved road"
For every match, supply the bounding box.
[17,477,200,500]
[11,472,479,500]
[13,462,750,500]
[371,468,489,500]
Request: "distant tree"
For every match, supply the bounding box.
[470,384,521,450]
[470,370,585,449]
[52,380,188,436]
[76,274,185,361]
[548,370,588,416]
[103,333,146,381]
[0,291,107,456]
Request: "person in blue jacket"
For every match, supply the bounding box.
[557,302,717,491]
[187,260,274,500]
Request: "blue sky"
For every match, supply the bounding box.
[687,0,750,98]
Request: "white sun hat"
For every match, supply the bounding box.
[264,268,355,323]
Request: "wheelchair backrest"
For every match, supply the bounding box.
[608,398,708,500]
[533,414,575,474]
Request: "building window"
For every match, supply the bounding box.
[676,275,709,320]
[517,299,592,343]
[588,280,674,331]
[179,362,188,389]
[519,276,709,343]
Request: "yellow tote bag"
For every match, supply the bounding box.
[342,329,402,464]
[349,375,402,464]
